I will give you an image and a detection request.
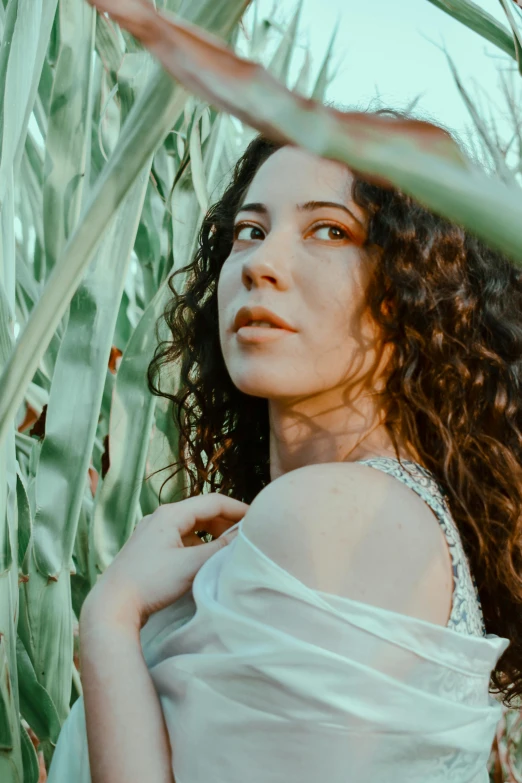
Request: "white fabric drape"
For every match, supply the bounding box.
[48,519,509,783]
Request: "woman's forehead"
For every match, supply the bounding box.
[244,146,365,221]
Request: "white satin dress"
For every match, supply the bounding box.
[47,457,510,783]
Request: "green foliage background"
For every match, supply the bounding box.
[1,0,522,780]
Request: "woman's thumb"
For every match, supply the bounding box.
[190,528,239,565]
[215,527,239,548]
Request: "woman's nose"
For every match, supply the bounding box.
[241,234,292,290]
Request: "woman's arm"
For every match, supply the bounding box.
[79,595,175,783]
[75,493,245,783]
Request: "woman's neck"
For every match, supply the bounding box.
[267,387,419,482]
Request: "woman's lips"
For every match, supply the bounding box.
[236,325,297,344]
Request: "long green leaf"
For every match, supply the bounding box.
[32,54,155,580]
[188,102,210,214]
[0,9,61,769]
[33,161,153,578]
[443,47,516,183]
[88,60,246,578]
[16,637,61,744]
[85,0,522,269]
[310,20,338,102]
[89,277,171,577]
[0,0,251,452]
[20,550,73,735]
[29,89,154,735]
[19,721,39,783]
[498,0,522,74]
[0,0,59,205]
[42,0,96,275]
[425,0,517,60]
[0,621,17,779]
[266,0,303,83]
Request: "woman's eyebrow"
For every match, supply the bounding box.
[236,200,364,227]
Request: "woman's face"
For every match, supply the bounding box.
[217,145,384,402]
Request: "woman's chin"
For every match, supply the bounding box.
[234,380,280,399]
[232,373,291,399]
[227,359,307,399]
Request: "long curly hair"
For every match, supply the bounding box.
[147,108,522,707]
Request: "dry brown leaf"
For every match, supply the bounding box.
[86,0,469,188]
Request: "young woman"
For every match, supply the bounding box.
[48,119,522,783]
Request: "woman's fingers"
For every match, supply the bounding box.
[168,495,250,538]
[134,495,249,547]
[181,531,206,547]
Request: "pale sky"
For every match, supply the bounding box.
[242,0,522,170]
[26,1,521,172]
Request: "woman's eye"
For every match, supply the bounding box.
[312,224,349,241]
[233,224,265,242]
[232,222,349,243]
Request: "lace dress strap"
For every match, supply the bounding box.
[355,456,487,638]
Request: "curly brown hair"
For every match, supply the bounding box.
[147,109,522,707]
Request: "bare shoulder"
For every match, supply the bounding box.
[242,462,454,626]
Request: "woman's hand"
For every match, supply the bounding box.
[82,494,249,632]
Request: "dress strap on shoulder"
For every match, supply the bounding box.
[355,457,451,520]
[355,456,487,638]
